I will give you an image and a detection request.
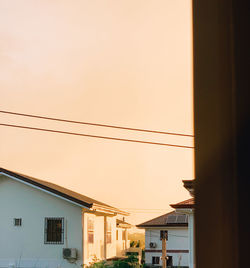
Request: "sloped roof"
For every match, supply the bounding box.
[116,219,133,228]
[0,167,128,215]
[170,198,194,209]
[136,211,188,228]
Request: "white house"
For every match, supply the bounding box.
[137,211,189,267]
[0,168,130,268]
[170,181,195,268]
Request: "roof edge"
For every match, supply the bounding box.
[92,203,130,216]
[0,169,92,209]
[170,204,194,209]
[136,223,188,228]
[0,168,130,215]
[136,211,176,227]
[170,197,194,209]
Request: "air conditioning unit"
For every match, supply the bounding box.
[63,248,77,259]
[149,242,157,248]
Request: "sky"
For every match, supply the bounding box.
[0,0,193,227]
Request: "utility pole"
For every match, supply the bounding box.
[161,231,168,268]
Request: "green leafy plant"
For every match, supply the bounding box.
[130,241,136,247]
[113,255,140,268]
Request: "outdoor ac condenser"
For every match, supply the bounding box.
[63,248,77,259]
[149,242,157,248]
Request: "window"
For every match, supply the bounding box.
[44,218,64,244]
[167,256,173,266]
[14,218,22,226]
[116,229,119,240]
[107,222,112,244]
[88,218,94,243]
[152,256,160,265]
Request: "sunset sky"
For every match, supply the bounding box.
[0,0,193,226]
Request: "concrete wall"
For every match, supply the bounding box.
[0,174,83,268]
[145,228,189,267]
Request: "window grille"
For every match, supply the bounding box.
[88,218,94,243]
[44,217,64,244]
[14,218,22,226]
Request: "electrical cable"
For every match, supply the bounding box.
[0,110,194,137]
[0,123,194,149]
[145,233,188,238]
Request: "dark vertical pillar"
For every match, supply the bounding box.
[232,1,250,267]
[193,0,249,267]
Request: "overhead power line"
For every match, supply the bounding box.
[145,233,188,238]
[0,123,194,149]
[0,110,194,137]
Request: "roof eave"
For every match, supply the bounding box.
[170,204,194,209]
[136,223,188,228]
[92,204,129,216]
[117,223,133,228]
[0,168,129,215]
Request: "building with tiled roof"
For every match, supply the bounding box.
[0,168,130,268]
[171,180,195,268]
[137,179,195,268]
[137,210,189,267]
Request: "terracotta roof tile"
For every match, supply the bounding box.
[170,198,194,209]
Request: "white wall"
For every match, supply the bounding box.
[116,228,130,257]
[145,228,189,267]
[0,174,83,268]
[83,212,105,264]
[106,216,117,259]
[82,213,118,266]
[188,213,194,268]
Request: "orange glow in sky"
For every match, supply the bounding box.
[0,0,193,226]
